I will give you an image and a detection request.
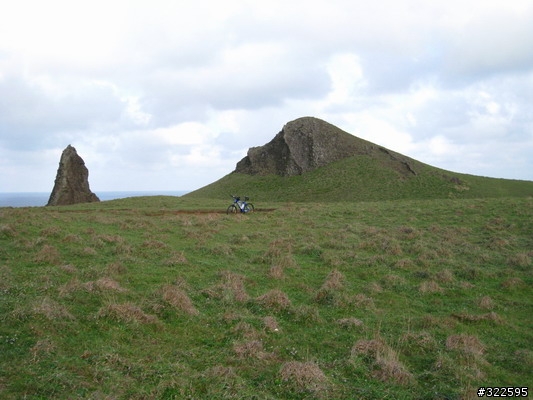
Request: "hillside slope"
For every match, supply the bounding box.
[186,117,533,202]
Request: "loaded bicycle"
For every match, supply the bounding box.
[227,195,254,214]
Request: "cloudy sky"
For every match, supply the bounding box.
[1,0,532,193]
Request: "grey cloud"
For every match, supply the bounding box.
[443,12,533,80]
[138,51,330,127]
[0,76,127,150]
[2,0,533,193]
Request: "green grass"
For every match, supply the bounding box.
[1,196,532,399]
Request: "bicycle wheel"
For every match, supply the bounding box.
[244,203,254,213]
[226,205,238,214]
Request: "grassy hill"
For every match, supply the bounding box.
[185,116,533,203]
[1,196,532,399]
[185,155,533,202]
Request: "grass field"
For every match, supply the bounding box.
[1,196,532,399]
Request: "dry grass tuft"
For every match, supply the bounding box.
[40,226,62,237]
[507,253,531,268]
[58,278,82,297]
[352,337,414,385]
[478,295,495,310]
[92,277,127,292]
[278,254,298,269]
[336,317,364,329]
[164,251,188,266]
[452,312,503,324]
[398,226,419,239]
[95,234,125,244]
[514,349,533,367]
[501,277,525,289]
[0,265,12,291]
[263,316,281,332]
[418,314,458,330]
[202,271,250,303]
[264,238,293,260]
[435,269,455,283]
[60,264,77,274]
[63,233,83,243]
[321,269,344,290]
[419,280,444,294]
[381,238,403,255]
[400,331,437,353]
[233,340,270,360]
[338,293,375,309]
[82,247,98,256]
[206,365,237,379]
[292,305,322,325]
[460,281,475,290]
[446,334,485,356]
[113,241,133,256]
[373,347,414,385]
[444,333,489,384]
[381,274,406,288]
[488,237,510,249]
[232,321,262,340]
[34,245,61,265]
[33,297,74,320]
[484,216,508,231]
[363,226,382,236]
[256,289,291,311]
[97,303,159,324]
[367,282,383,293]
[208,243,233,256]
[106,261,127,274]
[0,224,16,238]
[280,361,328,395]
[142,239,168,249]
[262,238,297,269]
[60,277,127,296]
[314,287,336,305]
[30,338,56,362]
[161,285,199,316]
[351,338,388,358]
[395,258,415,269]
[268,265,284,280]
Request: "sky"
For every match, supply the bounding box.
[1,0,532,193]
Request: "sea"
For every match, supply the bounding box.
[0,191,189,208]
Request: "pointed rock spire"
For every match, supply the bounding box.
[47,145,100,206]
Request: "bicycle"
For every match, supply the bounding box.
[227,195,254,214]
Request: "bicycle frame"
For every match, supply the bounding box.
[227,195,254,214]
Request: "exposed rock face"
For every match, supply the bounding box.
[234,116,417,176]
[47,145,100,206]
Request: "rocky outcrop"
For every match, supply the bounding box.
[47,145,100,206]
[234,116,417,176]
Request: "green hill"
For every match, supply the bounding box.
[185,118,533,202]
[185,158,533,202]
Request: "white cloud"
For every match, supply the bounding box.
[152,123,213,146]
[428,135,457,156]
[1,0,533,194]
[325,53,366,105]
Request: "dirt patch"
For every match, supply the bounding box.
[51,208,276,215]
[147,208,277,216]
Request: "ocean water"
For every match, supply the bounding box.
[0,191,189,208]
